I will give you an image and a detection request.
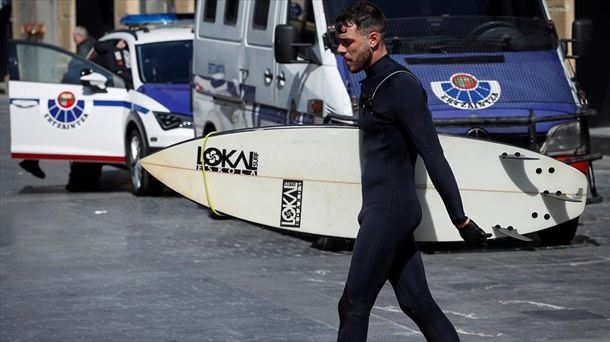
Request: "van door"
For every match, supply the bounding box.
[195,0,249,131]
[8,40,128,163]
[245,0,284,126]
[275,0,319,125]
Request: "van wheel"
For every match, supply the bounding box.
[66,162,102,192]
[127,129,163,196]
[537,217,579,245]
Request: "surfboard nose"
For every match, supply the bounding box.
[138,154,155,173]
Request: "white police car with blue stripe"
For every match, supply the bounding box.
[8,13,194,195]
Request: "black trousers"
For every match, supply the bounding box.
[338,209,460,342]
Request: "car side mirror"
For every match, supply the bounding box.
[80,69,108,92]
[274,24,314,64]
[572,19,592,59]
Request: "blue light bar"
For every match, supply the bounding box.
[120,13,177,27]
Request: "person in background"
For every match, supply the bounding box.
[73,26,96,58]
[89,39,133,88]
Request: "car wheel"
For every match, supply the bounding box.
[127,129,163,196]
[537,217,579,245]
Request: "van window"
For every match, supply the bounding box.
[224,0,239,25]
[252,0,270,30]
[203,0,217,23]
[290,0,316,56]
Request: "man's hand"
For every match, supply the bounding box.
[457,218,492,246]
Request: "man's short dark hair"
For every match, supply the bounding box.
[335,1,386,36]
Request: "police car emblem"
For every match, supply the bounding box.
[431,73,501,110]
[44,91,89,130]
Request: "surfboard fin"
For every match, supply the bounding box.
[492,225,533,242]
[540,190,583,203]
[499,152,540,160]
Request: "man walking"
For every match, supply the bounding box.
[334,2,491,341]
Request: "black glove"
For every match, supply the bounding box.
[458,219,492,246]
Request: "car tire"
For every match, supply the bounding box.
[537,217,579,245]
[127,129,164,196]
[66,162,102,192]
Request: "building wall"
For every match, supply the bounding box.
[11,0,194,51]
[548,0,575,40]
[114,0,195,30]
[114,0,141,31]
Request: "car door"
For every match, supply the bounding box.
[8,40,129,164]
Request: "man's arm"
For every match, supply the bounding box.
[388,73,467,226]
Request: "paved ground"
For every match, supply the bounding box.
[1,94,609,341]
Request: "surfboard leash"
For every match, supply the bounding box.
[201,131,224,217]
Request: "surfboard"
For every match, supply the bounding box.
[139,125,587,242]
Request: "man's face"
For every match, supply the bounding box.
[336,23,372,73]
[73,33,84,45]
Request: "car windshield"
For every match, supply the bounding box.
[323,0,556,54]
[137,40,192,83]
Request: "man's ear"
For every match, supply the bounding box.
[368,31,381,50]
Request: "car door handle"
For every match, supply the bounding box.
[276,71,286,89]
[10,99,39,109]
[264,69,273,86]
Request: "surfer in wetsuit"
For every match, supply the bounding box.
[334,2,492,341]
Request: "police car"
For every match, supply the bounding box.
[8,13,194,195]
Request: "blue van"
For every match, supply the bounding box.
[192,0,601,243]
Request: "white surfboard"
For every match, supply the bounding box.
[140,125,587,242]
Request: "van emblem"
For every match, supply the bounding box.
[431,73,501,110]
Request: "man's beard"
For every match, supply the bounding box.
[349,46,373,73]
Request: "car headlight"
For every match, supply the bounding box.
[153,111,193,130]
[539,121,585,156]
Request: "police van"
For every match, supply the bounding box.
[8,13,194,195]
[192,0,602,243]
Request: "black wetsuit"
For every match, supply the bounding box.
[337,55,465,342]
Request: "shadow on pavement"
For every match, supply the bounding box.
[17,169,180,197]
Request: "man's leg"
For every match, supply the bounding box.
[338,210,408,342]
[388,240,460,342]
[19,160,45,179]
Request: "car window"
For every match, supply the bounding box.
[13,41,123,87]
[137,40,193,84]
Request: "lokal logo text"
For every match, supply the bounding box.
[196,146,258,176]
[43,91,89,129]
[431,73,501,110]
[280,180,303,228]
